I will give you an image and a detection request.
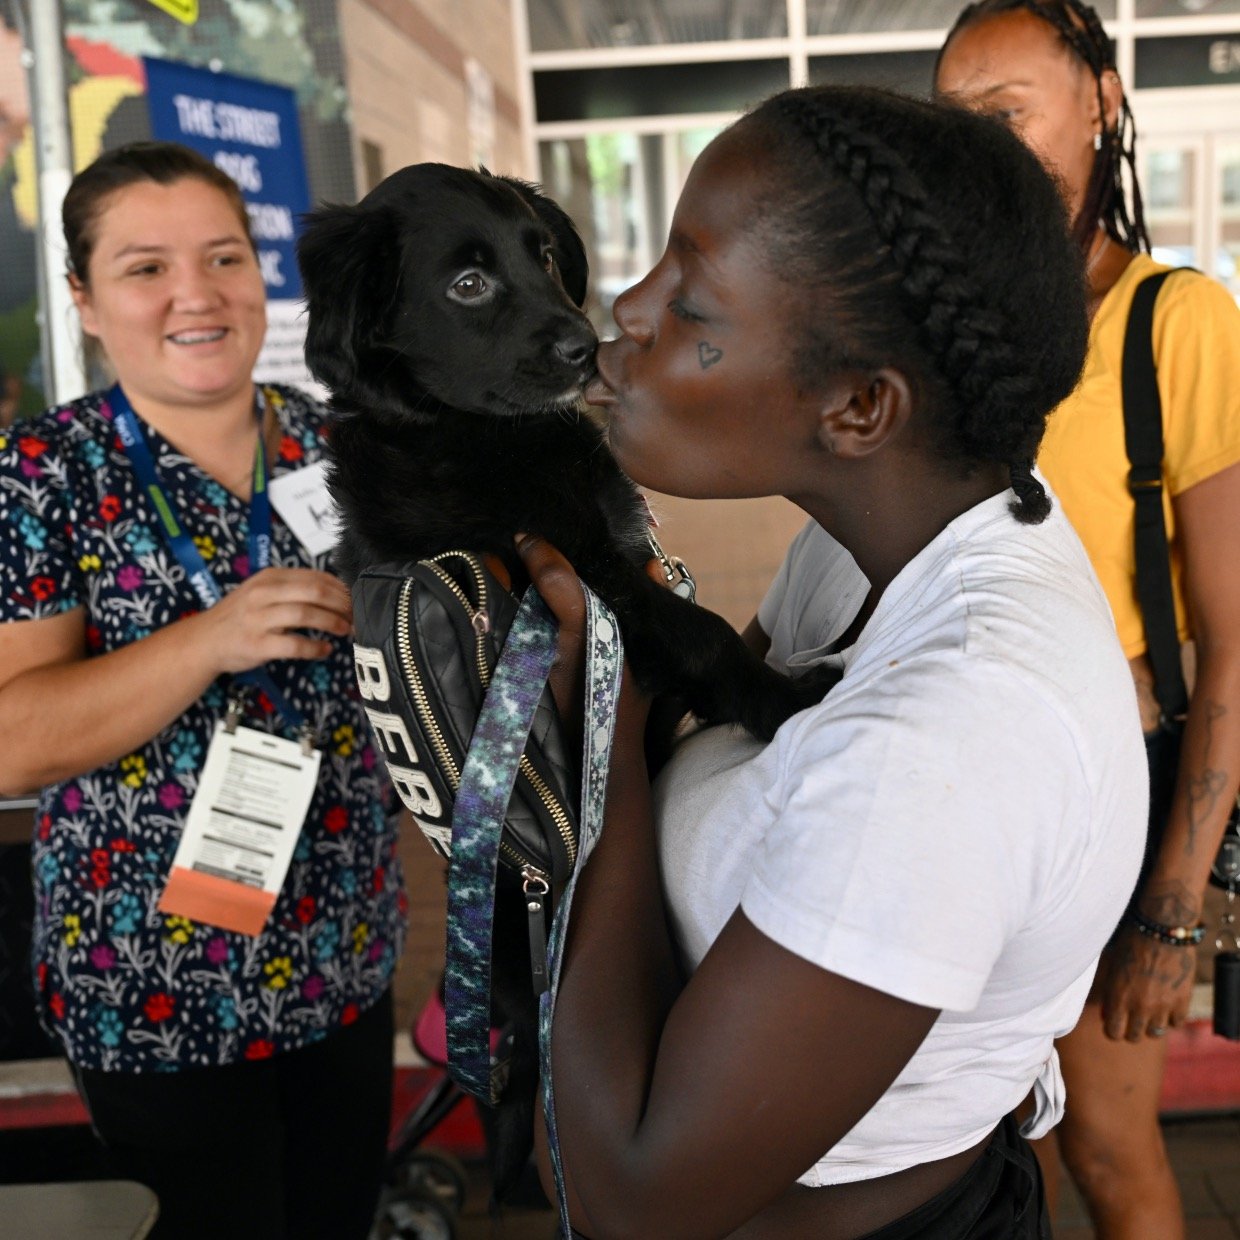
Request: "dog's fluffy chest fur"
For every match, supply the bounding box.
[327,406,653,588]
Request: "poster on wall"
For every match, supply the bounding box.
[143,56,319,394]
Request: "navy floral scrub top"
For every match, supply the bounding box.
[0,385,407,1072]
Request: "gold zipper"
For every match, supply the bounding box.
[520,755,576,867]
[418,553,577,871]
[427,551,490,673]
[396,578,460,790]
[500,838,535,870]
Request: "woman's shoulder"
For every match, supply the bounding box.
[1111,252,1234,323]
[264,382,331,425]
[0,391,113,473]
[262,382,335,457]
[1154,260,1239,328]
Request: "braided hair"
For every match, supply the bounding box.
[936,0,1149,254]
[742,87,1088,523]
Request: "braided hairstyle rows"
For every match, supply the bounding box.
[936,0,1149,254]
[743,87,1087,523]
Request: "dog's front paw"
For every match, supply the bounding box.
[740,662,840,742]
[791,662,843,708]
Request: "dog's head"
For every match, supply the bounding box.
[297,164,595,419]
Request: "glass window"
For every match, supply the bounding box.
[1136,0,1240,16]
[542,133,651,328]
[534,60,789,122]
[528,0,787,53]
[540,124,724,328]
[807,0,1114,35]
[808,50,938,96]
[1218,143,1240,301]
[1135,35,1240,89]
[1142,146,1198,269]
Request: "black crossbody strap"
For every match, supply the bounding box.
[1121,269,1188,724]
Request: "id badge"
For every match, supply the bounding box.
[158,722,321,935]
[268,460,341,557]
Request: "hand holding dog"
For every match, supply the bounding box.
[195,567,353,676]
[516,533,654,763]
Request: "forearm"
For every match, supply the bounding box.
[550,682,682,1229]
[1141,645,1240,921]
[0,613,220,794]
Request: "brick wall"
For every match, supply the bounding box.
[338,0,528,193]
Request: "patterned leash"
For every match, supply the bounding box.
[444,584,558,1103]
[540,586,623,1236]
[444,580,623,1236]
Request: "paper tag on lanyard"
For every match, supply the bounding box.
[158,716,321,936]
[106,384,320,933]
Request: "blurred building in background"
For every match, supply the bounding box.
[525,0,1240,325]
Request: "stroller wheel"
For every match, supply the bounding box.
[373,1185,457,1240]
[392,1149,469,1215]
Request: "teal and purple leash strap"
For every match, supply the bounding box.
[540,586,624,1237]
[441,572,622,1233]
[444,584,560,1104]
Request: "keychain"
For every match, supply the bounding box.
[1214,886,1240,1041]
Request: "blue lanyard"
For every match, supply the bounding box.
[106,383,308,735]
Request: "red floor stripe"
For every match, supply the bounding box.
[4,1028,1237,1144]
[1160,1020,1240,1114]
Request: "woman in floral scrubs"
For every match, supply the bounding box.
[0,143,406,1240]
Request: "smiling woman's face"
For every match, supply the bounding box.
[586,125,831,502]
[71,177,267,412]
[935,9,1104,226]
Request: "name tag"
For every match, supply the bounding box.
[158,722,321,936]
[269,460,341,557]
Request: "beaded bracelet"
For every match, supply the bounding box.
[1128,908,1206,947]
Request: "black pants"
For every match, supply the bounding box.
[568,1114,1049,1239]
[75,990,393,1240]
[856,1114,1050,1239]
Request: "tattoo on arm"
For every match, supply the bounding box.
[697,342,722,370]
[1142,880,1200,928]
[1185,700,1229,856]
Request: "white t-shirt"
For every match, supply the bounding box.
[652,489,1147,1186]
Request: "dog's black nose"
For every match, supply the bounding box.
[554,330,596,369]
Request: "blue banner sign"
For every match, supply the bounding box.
[143,57,309,300]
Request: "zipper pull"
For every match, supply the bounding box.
[523,866,550,995]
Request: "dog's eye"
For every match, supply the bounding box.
[542,249,556,274]
[449,273,489,301]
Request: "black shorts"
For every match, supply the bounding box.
[569,1113,1049,1239]
[855,1113,1050,1239]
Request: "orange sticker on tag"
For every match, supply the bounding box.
[159,866,274,937]
[159,721,321,936]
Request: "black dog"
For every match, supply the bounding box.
[296,164,823,1200]
[297,162,814,740]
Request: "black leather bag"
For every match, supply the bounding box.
[350,551,579,885]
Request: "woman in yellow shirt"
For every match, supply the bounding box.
[937,2,1240,1237]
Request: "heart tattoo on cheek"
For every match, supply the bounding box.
[698,341,723,370]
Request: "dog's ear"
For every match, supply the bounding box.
[496,175,589,309]
[297,202,401,400]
